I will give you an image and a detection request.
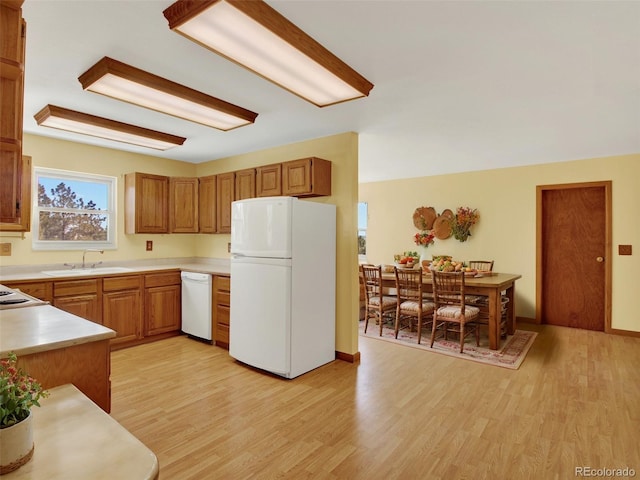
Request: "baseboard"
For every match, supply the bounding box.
[609,327,640,338]
[336,350,361,363]
[516,316,537,324]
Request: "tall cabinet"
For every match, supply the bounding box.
[0,0,30,232]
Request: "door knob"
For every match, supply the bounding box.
[596,256,604,262]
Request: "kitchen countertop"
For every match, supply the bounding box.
[0,303,116,357]
[0,257,231,282]
[2,384,159,480]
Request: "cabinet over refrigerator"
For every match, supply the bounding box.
[230,196,336,379]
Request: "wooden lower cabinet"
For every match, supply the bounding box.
[16,339,112,413]
[53,279,102,325]
[144,271,181,336]
[213,275,230,349]
[3,280,52,302]
[103,275,143,346]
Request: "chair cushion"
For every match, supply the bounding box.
[369,296,397,309]
[436,305,480,320]
[400,300,434,314]
[464,295,486,305]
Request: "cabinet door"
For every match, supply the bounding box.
[144,285,181,336]
[125,172,169,234]
[0,155,30,232]
[170,177,199,233]
[54,294,102,324]
[103,290,143,345]
[216,172,235,233]
[0,3,27,232]
[234,168,255,201]
[282,157,331,197]
[213,275,230,349]
[103,275,143,345]
[53,278,101,323]
[198,175,216,233]
[256,164,282,197]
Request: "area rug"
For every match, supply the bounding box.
[359,320,537,370]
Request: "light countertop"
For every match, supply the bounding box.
[0,257,231,282]
[2,384,159,480]
[0,304,116,357]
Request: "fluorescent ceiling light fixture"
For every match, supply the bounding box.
[78,57,258,131]
[34,105,186,151]
[163,0,374,107]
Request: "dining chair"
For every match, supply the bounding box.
[430,270,480,353]
[360,264,399,336]
[468,260,494,272]
[466,260,508,338]
[394,267,435,343]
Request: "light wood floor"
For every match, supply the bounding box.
[110,324,640,479]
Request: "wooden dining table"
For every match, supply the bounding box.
[380,271,522,350]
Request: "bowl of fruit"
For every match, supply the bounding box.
[430,259,476,276]
[394,251,420,270]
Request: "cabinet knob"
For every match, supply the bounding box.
[596,256,604,263]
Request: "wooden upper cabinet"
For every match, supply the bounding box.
[198,175,216,234]
[256,163,282,197]
[282,157,331,197]
[0,154,30,231]
[216,172,235,233]
[235,168,256,201]
[169,177,198,233]
[125,172,169,234]
[1,1,29,232]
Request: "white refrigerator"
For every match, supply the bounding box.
[229,196,336,379]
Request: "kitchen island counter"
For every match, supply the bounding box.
[1,304,115,357]
[0,304,116,412]
[2,384,158,480]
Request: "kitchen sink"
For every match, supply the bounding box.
[41,267,134,277]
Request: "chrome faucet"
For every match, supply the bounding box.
[82,249,104,269]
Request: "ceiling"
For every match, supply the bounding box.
[21,1,640,183]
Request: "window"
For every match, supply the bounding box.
[32,167,117,251]
[358,202,368,261]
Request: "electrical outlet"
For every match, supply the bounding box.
[228,242,231,253]
[146,240,153,251]
[0,243,11,256]
[619,245,632,255]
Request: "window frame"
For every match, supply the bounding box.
[32,167,117,251]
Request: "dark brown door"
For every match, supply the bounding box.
[537,182,611,331]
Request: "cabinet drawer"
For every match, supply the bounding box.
[216,304,230,326]
[5,281,52,302]
[54,279,99,296]
[215,275,230,292]
[103,275,142,292]
[144,271,181,288]
[216,291,230,306]
[216,323,229,344]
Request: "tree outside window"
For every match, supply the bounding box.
[32,168,116,250]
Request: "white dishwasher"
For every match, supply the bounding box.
[181,271,212,343]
